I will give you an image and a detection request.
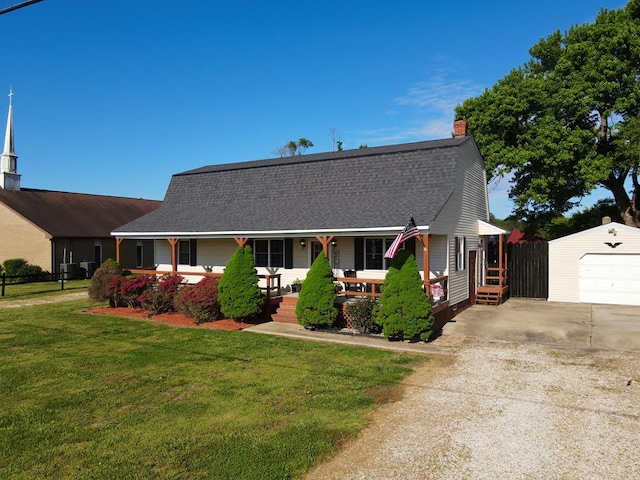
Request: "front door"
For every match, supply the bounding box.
[469,250,477,304]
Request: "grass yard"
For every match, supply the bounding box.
[0,279,90,301]
[0,299,421,479]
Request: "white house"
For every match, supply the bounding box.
[113,122,508,326]
[548,221,640,306]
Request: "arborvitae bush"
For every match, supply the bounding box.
[374,249,434,341]
[295,252,337,328]
[175,276,223,324]
[218,246,263,320]
[88,259,124,305]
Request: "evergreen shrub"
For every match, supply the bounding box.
[374,249,434,341]
[175,276,223,324]
[89,259,124,305]
[2,258,28,277]
[295,252,337,328]
[218,246,264,320]
[15,263,45,281]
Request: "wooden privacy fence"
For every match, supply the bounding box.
[507,242,548,298]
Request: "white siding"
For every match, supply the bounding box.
[549,223,640,303]
[429,235,448,277]
[429,140,488,305]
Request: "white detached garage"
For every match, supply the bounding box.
[548,221,640,306]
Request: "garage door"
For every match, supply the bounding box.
[579,254,640,306]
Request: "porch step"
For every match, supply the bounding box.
[270,295,299,324]
[476,291,501,305]
[476,286,508,306]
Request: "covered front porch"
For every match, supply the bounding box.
[114,231,453,317]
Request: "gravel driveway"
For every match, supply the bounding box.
[303,335,640,479]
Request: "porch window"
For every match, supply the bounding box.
[365,238,405,270]
[455,236,466,271]
[178,240,190,265]
[254,239,284,268]
[311,241,323,263]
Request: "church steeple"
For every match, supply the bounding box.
[1,88,20,191]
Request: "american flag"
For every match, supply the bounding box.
[384,217,420,258]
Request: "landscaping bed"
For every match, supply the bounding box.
[85,306,266,331]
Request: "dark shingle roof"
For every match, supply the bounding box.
[115,137,474,234]
[0,188,161,238]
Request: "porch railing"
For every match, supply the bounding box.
[126,269,281,302]
[335,274,448,307]
[484,267,508,288]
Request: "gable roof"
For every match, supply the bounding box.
[0,188,161,238]
[114,137,479,236]
[548,222,640,245]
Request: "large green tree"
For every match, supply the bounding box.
[456,1,640,227]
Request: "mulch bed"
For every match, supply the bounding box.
[84,306,267,331]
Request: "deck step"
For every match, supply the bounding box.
[476,288,502,305]
[270,296,299,324]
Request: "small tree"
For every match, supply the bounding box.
[218,246,263,320]
[295,252,337,328]
[374,249,433,341]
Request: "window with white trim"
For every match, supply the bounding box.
[365,237,407,270]
[254,239,284,268]
[455,236,466,271]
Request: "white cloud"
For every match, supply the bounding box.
[359,71,485,145]
[395,74,483,115]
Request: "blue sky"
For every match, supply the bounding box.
[1,0,626,218]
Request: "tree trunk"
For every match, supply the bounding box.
[604,172,639,227]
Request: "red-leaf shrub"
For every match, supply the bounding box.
[106,276,125,307]
[119,275,155,308]
[175,276,223,324]
[140,274,184,315]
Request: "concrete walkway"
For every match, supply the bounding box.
[247,298,640,353]
[245,321,456,355]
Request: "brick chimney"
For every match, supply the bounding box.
[453,119,467,138]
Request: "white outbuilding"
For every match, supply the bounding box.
[548,221,640,306]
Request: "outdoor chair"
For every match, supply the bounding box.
[343,269,363,293]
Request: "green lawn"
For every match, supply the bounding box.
[0,279,90,300]
[0,299,421,479]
